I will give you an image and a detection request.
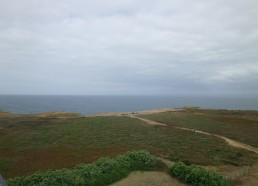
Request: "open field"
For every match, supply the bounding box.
[139,108,258,148]
[0,109,258,185]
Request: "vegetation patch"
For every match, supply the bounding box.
[7,150,159,186]
[140,109,258,147]
[1,114,257,178]
[169,161,229,186]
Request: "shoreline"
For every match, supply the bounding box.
[0,108,183,118]
[1,107,258,118]
[89,108,183,117]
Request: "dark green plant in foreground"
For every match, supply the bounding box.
[7,150,158,186]
[169,161,229,186]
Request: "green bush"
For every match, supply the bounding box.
[7,150,158,186]
[169,162,229,186]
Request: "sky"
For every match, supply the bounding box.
[0,0,258,96]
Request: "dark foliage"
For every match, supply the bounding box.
[169,161,230,186]
[7,150,158,186]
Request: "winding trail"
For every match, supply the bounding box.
[130,115,258,154]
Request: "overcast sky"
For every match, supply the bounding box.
[0,0,258,95]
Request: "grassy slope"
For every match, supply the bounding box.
[0,113,257,179]
[140,109,258,148]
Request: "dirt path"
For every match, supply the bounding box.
[130,115,167,126]
[237,162,258,186]
[111,171,186,186]
[130,115,258,154]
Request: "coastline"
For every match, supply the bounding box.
[0,108,183,118]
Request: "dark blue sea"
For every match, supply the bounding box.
[0,95,257,114]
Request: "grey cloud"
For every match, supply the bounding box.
[0,0,258,95]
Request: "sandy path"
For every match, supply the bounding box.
[111,171,186,186]
[131,115,258,154]
[130,115,167,126]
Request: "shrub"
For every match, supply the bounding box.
[7,150,158,186]
[169,162,229,186]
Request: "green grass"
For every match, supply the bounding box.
[0,112,257,179]
[140,109,258,147]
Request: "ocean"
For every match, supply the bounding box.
[0,95,257,114]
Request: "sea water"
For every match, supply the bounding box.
[0,95,257,114]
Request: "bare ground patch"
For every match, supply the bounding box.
[111,171,186,186]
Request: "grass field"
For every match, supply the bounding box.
[140,109,258,148]
[0,111,257,179]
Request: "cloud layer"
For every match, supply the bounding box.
[0,0,258,95]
